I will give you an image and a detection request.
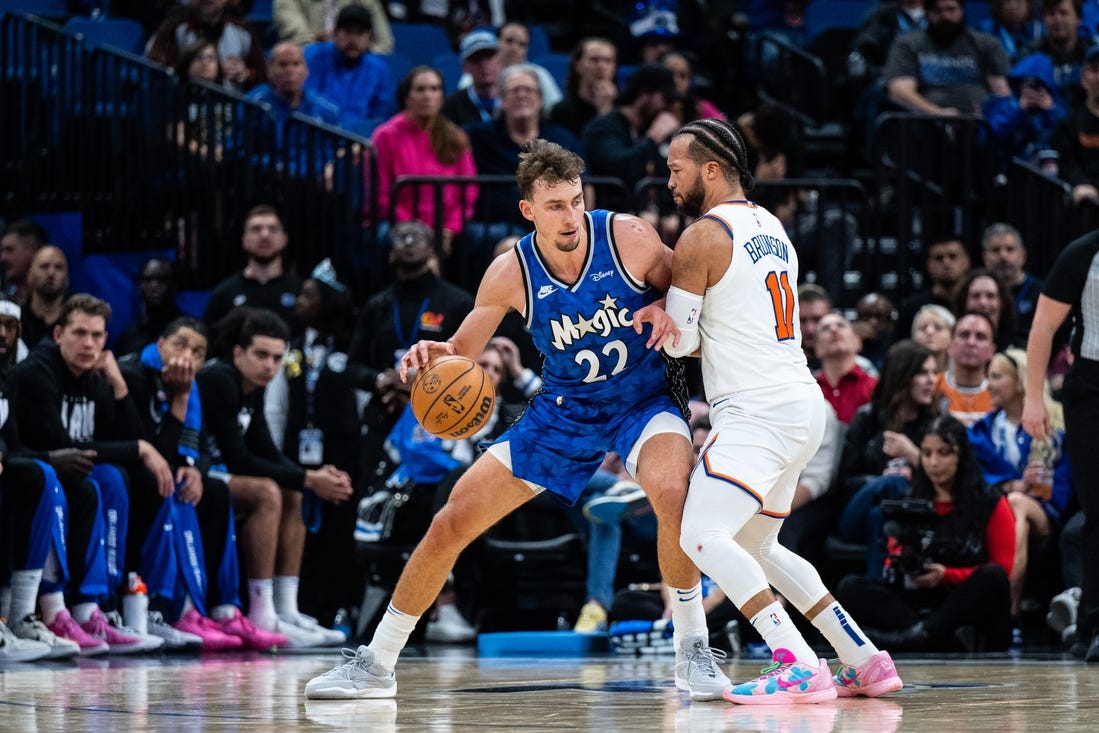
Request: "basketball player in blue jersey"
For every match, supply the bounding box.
[305,139,729,701]
[661,118,903,704]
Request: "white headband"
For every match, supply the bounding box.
[0,301,20,320]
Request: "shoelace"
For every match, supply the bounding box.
[687,643,728,678]
[104,610,139,635]
[19,615,59,644]
[329,647,373,679]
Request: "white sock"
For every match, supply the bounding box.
[211,604,238,621]
[368,602,421,670]
[666,582,709,644]
[273,575,300,618]
[10,569,43,623]
[72,602,99,624]
[39,591,66,625]
[247,579,277,629]
[750,601,816,664]
[811,601,878,667]
[181,595,196,616]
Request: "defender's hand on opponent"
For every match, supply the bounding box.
[632,303,681,351]
[399,340,457,382]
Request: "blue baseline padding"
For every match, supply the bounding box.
[477,630,610,657]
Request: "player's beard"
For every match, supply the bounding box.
[675,172,707,218]
[554,235,580,253]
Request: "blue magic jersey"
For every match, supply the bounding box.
[515,209,668,401]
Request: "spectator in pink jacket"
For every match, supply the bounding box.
[369,65,478,259]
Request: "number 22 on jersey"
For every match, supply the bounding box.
[765,270,796,341]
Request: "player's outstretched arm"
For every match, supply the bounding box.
[399,251,525,382]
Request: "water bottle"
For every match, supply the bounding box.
[122,572,149,635]
[332,608,351,640]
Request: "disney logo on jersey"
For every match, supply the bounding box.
[590,269,614,282]
[549,293,633,350]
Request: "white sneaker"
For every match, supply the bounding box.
[104,611,165,653]
[273,614,330,648]
[278,612,346,646]
[10,614,79,659]
[1047,587,1081,634]
[583,481,650,525]
[675,633,731,701]
[0,619,52,662]
[146,611,202,651]
[424,604,476,643]
[304,645,397,699]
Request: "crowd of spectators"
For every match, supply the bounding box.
[3,0,1099,662]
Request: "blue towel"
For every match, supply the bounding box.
[140,342,202,462]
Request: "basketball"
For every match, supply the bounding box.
[410,355,496,440]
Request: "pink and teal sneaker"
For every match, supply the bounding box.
[833,650,903,697]
[722,648,838,705]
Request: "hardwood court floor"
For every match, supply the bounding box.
[0,647,1095,732]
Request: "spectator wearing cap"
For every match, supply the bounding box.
[628,0,681,64]
[247,43,340,141]
[303,5,394,136]
[274,0,394,54]
[457,22,563,111]
[582,64,682,217]
[442,29,502,128]
[1051,44,1099,204]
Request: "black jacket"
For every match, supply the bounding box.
[10,342,141,462]
[196,359,306,490]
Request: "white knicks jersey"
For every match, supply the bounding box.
[696,200,817,400]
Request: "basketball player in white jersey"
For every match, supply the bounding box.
[662,118,903,704]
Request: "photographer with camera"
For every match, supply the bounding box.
[836,340,941,576]
[835,416,1016,652]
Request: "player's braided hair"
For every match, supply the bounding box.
[671,118,755,193]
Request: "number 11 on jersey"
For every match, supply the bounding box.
[764,270,795,341]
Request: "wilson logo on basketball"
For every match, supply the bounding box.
[448,396,494,437]
[410,355,497,439]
